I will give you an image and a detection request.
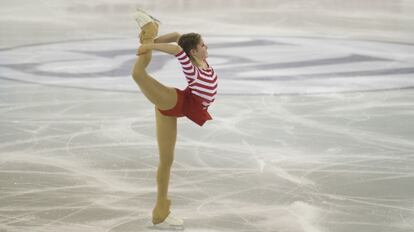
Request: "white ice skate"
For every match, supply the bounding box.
[133,8,161,28]
[148,212,185,230]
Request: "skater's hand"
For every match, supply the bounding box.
[137,44,153,56]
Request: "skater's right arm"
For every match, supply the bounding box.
[153,43,182,55]
[137,44,197,80]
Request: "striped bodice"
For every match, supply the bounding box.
[175,50,218,109]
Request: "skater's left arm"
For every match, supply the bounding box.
[154,32,181,44]
[137,43,182,56]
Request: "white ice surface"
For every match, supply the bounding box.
[1,1,414,232]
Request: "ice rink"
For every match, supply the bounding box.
[1,0,414,231]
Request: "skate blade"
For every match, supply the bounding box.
[147,223,185,231]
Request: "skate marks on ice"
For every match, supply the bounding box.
[1,35,414,231]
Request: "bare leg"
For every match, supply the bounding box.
[152,107,177,224]
[132,22,177,111]
[131,22,177,224]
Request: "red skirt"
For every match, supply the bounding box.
[158,87,212,126]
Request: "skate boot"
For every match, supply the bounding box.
[133,8,161,28]
[133,8,160,43]
[149,211,185,230]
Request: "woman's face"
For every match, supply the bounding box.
[192,38,208,60]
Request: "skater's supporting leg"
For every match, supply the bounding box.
[152,107,177,224]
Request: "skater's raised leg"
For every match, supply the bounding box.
[132,22,177,111]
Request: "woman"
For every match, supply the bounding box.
[132,10,218,228]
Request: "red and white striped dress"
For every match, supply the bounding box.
[175,50,218,110]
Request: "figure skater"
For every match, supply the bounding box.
[131,9,218,229]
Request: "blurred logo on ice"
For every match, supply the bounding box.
[0,36,413,95]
